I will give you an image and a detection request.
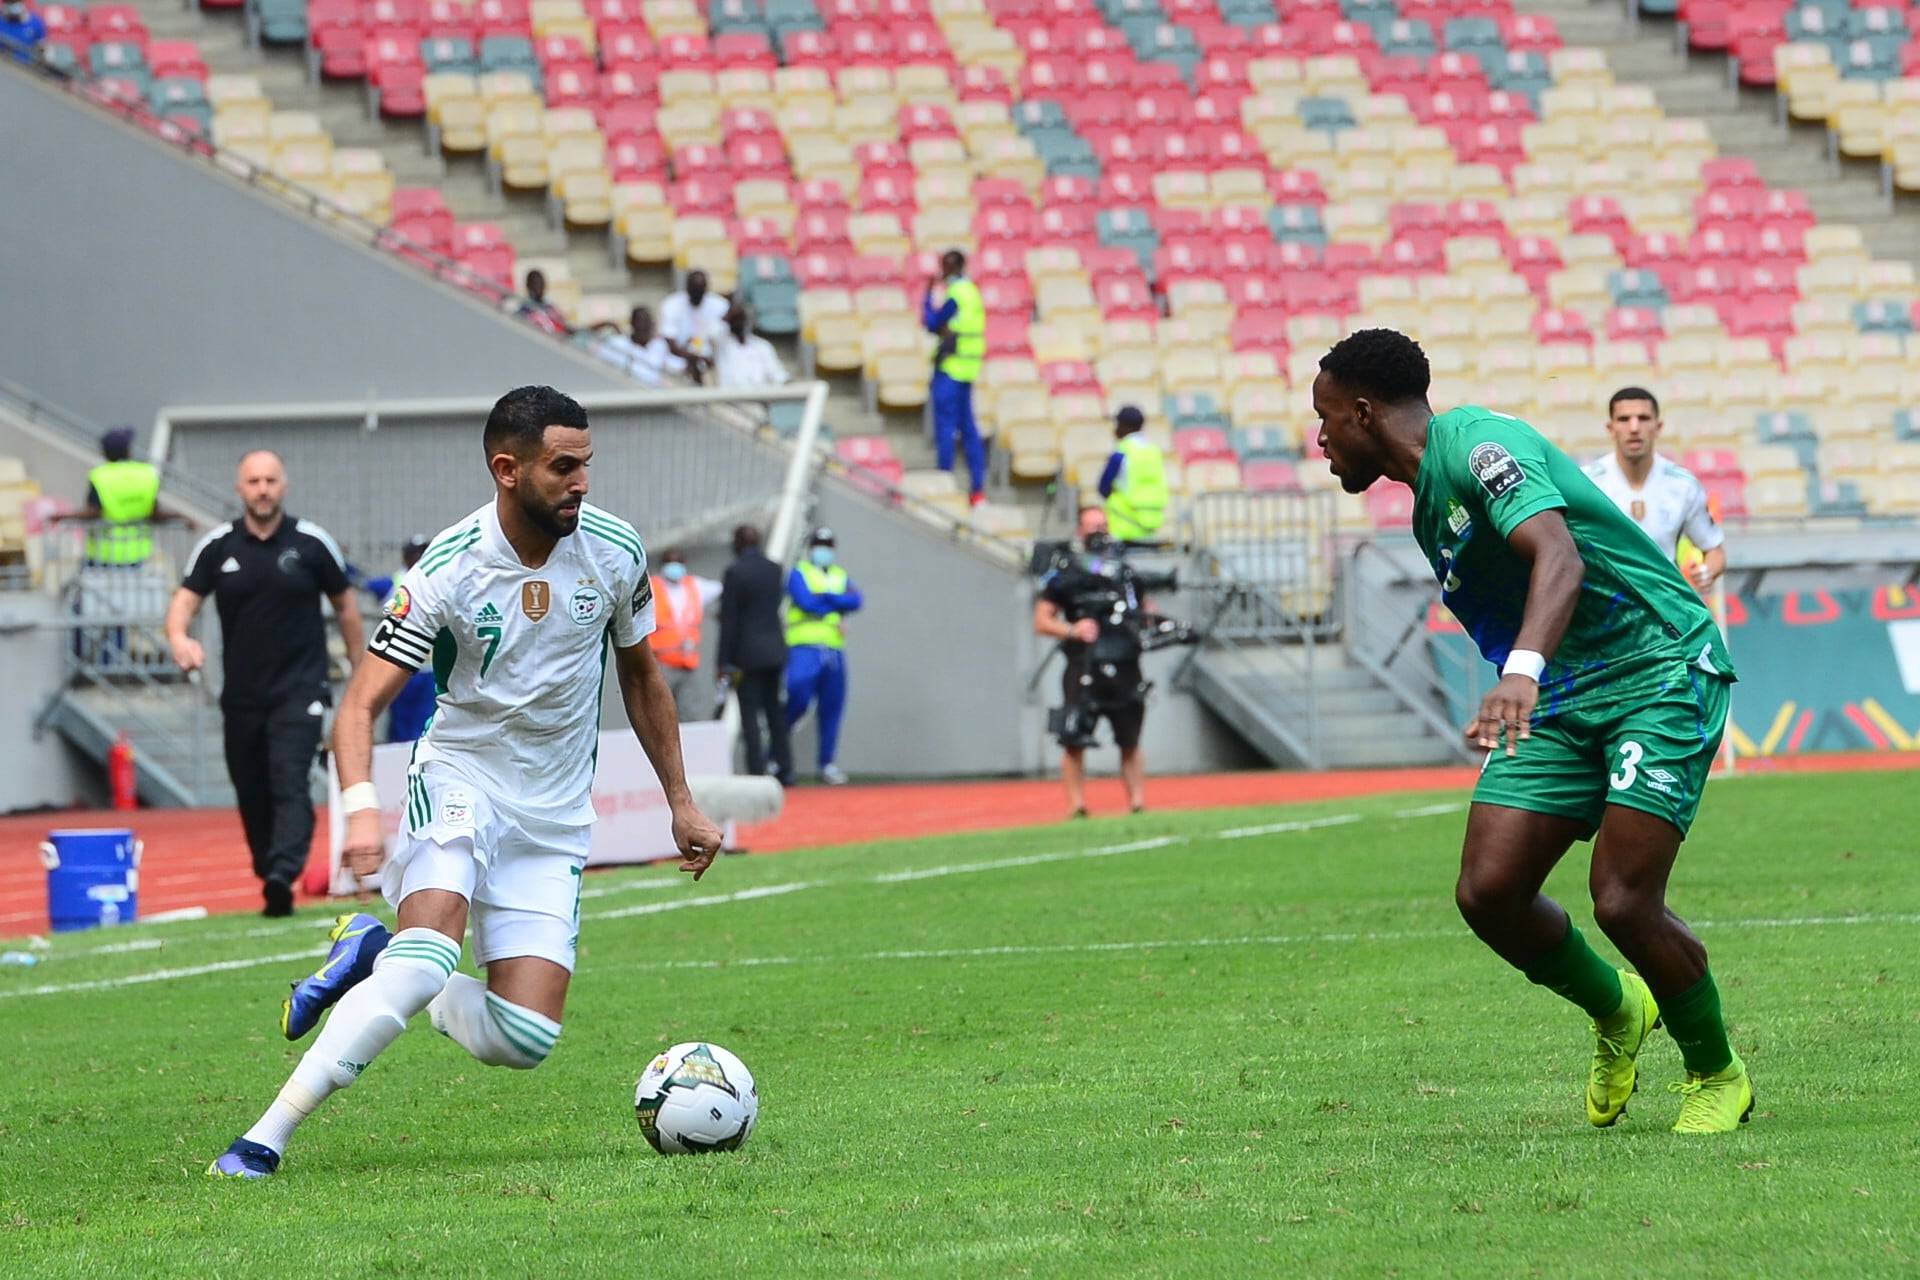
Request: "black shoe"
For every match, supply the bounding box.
[262,879,294,918]
[1070,807,1089,821]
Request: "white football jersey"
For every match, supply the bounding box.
[1581,452,1725,560]
[368,499,655,825]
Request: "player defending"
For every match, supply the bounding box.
[1583,388,1727,590]
[1312,331,1752,1133]
[210,386,725,1177]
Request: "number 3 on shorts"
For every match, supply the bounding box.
[1609,740,1643,791]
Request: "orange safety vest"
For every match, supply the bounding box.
[647,574,703,669]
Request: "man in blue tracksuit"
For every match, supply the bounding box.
[784,526,862,785]
[922,249,988,505]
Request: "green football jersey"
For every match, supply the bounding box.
[1411,406,1736,715]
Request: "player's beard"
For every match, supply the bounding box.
[521,489,581,539]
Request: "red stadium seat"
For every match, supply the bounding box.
[1366,481,1415,528]
[1243,460,1302,492]
[373,62,427,115]
[1174,426,1234,463]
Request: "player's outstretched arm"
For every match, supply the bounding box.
[613,641,724,881]
[332,656,416,876]
[1469,510,1585,757]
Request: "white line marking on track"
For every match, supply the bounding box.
[587,880,824,921]
[871,834,1189,884]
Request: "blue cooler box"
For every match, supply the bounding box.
[40,828,141,932]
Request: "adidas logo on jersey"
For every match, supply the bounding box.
[220,556,241,573]
[474,602,503,624]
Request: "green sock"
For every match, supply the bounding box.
[1663,970,1735,1075]
[1520,924,1624,1020]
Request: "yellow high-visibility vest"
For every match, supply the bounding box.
[1105,435,1167,542]
[785,561,848,649]
[86,460,160,564]
[937,278,986,384]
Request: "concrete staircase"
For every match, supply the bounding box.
[43,683,238,807]
[1521,0,1920,263]
[1186,643,1466,769]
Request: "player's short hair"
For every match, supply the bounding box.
[1608,386,1660,418]
[1318,329,1431,404]
[484,386,590,459]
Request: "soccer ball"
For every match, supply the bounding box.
[634,1042,759,1155]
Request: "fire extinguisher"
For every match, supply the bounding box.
[109,732,137,811]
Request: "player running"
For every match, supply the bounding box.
[1312,330,1752,1134]
[1583,387,1727,591]
[210,385,724,1177]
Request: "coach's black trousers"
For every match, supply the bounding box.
[735,666,793,786]
[222,697,324,890]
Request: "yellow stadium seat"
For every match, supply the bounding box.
[1304,54,1366,95]
[1248,56,1304,93]
[1548,46,1612,88]
[553,167,612,228]
[655,100,722,147]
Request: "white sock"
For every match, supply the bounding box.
[241,928,459,1154]
[428,973,562,1069]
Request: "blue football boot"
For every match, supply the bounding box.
[207,1138,281,1179]
[281,912,390,1041]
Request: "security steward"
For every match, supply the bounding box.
[164,450,362,917]
[921,248,988,505]
[648,545,723,721]
[784,526,862,786]
[1032,506,1149,818]
[1097,405,1169,544]
[84,426,162,566]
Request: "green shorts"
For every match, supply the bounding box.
[1474,664,1732,840]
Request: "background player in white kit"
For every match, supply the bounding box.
[210,385,724,1178]
[1583,387,1728,591]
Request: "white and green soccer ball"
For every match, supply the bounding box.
[634,1042,759,1155]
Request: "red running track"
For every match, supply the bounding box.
[4,752,1912,938]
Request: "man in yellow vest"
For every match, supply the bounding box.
[922,248,988,506]
[784,527,862,785]
[1098,405,1169,544]
[84,426,162,566]
[646,545,723,720]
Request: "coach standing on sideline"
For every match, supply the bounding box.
[165,450,362,917]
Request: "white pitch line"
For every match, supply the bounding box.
[1215,814,1364,840]
[870,834,1189,884]
[587,879,824,921]
[1393,801,1468,818]
[0,948,320,1000]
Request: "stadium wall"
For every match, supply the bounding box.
[0,65,626,434]
[0,593,108,814]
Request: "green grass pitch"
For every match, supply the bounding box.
[4,770,1917,1277]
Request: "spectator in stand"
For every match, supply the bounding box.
[83,426,164,567]
[1,0,47,60]
[598,305,685,386]
[718,524,793,786]
[514,269,571,336]
[713,303,790,389]
[1098,405,1169,545]
[164,451,362,917]
[784,526,861,786]
[647,545,723,721]
[922,249,987,507]
[658,269,729,380]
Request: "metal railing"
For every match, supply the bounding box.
[32,516,223,800]
[1341,538,1489,756]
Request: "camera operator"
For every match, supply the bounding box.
[1033,506,1152,819]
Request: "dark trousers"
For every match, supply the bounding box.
[223,697,324,889]
[735,667,793,784]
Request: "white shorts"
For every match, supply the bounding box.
[382,763,591,972]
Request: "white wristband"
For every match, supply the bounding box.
[340,781,381,814]
[1502,649,1546,681]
